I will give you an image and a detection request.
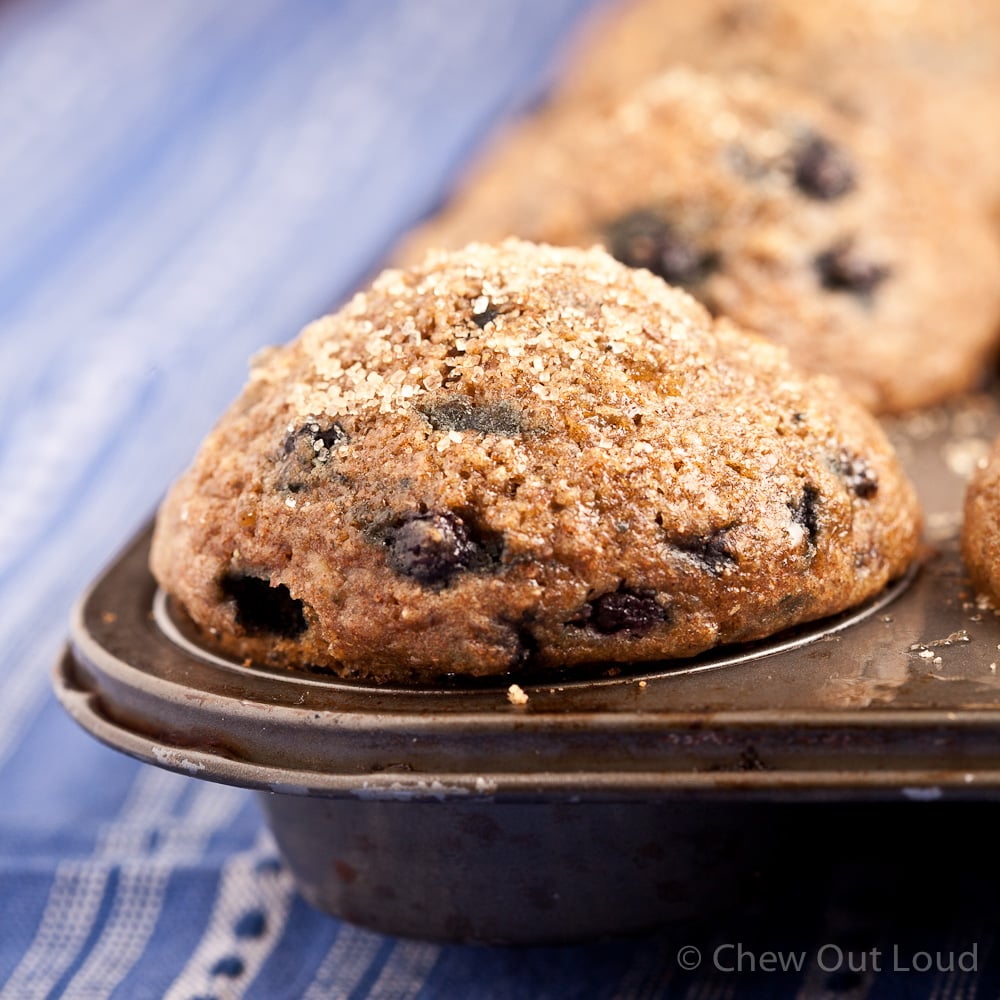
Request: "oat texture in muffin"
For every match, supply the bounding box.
[962,437,1000,607]
[151,240,920,682]
[557,0,1000,214]
[398,70,1000,415]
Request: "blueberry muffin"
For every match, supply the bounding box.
[151,240,920,682]
[398,70,1000,415]
[962,437,1000,605]
[558,0,1000,214]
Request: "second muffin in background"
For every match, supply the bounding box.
[399,70,1000,415]
[556,0,1000,216]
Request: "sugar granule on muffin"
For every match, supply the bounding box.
[151,240,920,682]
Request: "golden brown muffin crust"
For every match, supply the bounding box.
[152,240,921,682]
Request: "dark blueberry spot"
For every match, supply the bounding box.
[575,586,669,635]
[605,211,718,288]
[674,528,737,576]
[282,419,349,464]
[789,485,821,549]
[793,134,856,200]
[233,909,267,939]
[833,450,879,499]
[210,955,245,978]
[385,510,498,587]
[815,240,890,296]
[418,395,524,436]
[472,304,500,328]
[220,574,306,637]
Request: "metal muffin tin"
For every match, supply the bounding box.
[54,393,1000,943]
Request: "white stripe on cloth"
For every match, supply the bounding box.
[693,978,739,1000]
[162,828,295,1000]
[0,350,174,776]
[795,957,873,1000]
[0,643,55,767]
[0,346,154,576]
[300,924,392,1000]
[361,940,443,1000]
[922,929,990,1000]
[58,782,247,1000]
[0,767,188,1000]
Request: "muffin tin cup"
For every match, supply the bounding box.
[54,396,1000,943]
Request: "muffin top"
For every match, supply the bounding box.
[151,240,920,682]
[399,70,1000,414]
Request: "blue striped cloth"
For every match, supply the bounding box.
[3,1,999,997]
